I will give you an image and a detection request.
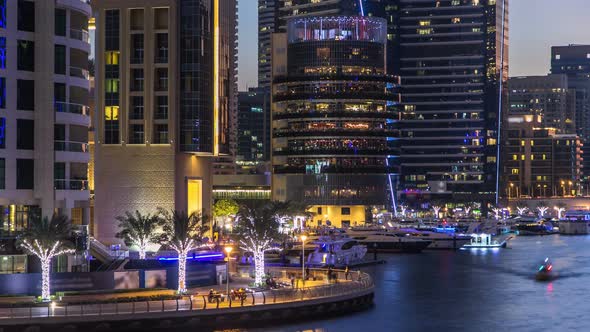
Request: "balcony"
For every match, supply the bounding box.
[70,66,90,80]
[273,110,398,120]
[273,148,396,156]
[55,179,89,190]
[54,140,89,153]
[54,102,89,116]
[70,28,90,43]
[273,165,397,174]
[273,128,397,138]
[273,91,396,103]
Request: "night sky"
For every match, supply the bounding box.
[237,0,590,90]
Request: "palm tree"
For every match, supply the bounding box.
[536,201,549,218]
[115,210,161,260]
[554,202,567,219]
[234,203,283,285]
[18,214,74,301]
[158,209,209,294]
[516,204,528,216]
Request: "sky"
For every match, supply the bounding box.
[237,0,590,91]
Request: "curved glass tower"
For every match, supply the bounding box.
[272,16,399,227]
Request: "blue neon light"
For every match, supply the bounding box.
[0,78,4,109]
[358,0,365,16]
[0,37,5,69]
[0,0,5,29]
[158,253,224,261]
[0,118,4,148]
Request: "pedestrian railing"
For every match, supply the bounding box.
[0,269,372,320]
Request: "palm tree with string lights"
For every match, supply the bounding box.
[115,210,161,260]
[158,209,209,294]
[233,203,283,286]
[18,214,74,301]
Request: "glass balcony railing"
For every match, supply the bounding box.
[54,101,89,116]
[54,179,89,191]
[70,66,90,80]
[54,140,89,153]
[70,29,90,43]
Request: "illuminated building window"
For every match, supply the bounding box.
[542,154,546,160]
[105,106,119,120]
[419,20,430,26]
[512,155,517,161]
[105,51,120,65]
[106,79,119,93]
[511,169,519,175]
[521,155,525,161]
[520,140,525,146]
[417,28,432,35]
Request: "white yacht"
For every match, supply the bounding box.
[346,228,432,253]
[395,228,473,250]
[304,236,367,266]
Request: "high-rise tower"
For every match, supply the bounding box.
[397,0,509,207]
[92,0,237,244]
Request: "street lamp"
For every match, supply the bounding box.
[300,235,307,289]
[224,246,232,296]
[509,183,514,198]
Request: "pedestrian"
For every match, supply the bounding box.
[305,266,310,280]
[290,275,295,288]
[345,265,350,280]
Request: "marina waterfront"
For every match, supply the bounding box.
[245,235,590,332]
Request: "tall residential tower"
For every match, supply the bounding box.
[92,0,237,244]
[0,0,92,272]
[397,0,509,207]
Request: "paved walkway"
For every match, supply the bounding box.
[0,268,372,321]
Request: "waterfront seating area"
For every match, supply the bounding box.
[0,268,373,322]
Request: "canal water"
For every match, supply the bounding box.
[241,235,590,332]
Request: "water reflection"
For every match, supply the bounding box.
[239,235,590,332]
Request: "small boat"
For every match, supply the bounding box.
[461,233,508,249]
[513,218,558,236]
[535,258,557,281]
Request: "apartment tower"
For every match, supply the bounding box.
[92,0,236,244]
[0,0,92,272]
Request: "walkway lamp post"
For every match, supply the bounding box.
[225,246,232,296]
[300,235,307,289]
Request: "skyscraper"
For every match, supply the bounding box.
[551,45,590,187]
[237,88,270,164]
[272,16,400,227]
[397,0,509,207]
[258,0,278,90]
[92,0,237,244]
[508,75,576,135]
[0,0,92,272]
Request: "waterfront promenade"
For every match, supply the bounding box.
[0,268,374,331]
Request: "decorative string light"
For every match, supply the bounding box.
[20,239,74,301]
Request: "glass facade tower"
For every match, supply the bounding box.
[397,0,509,207]
[272,16,400,227]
